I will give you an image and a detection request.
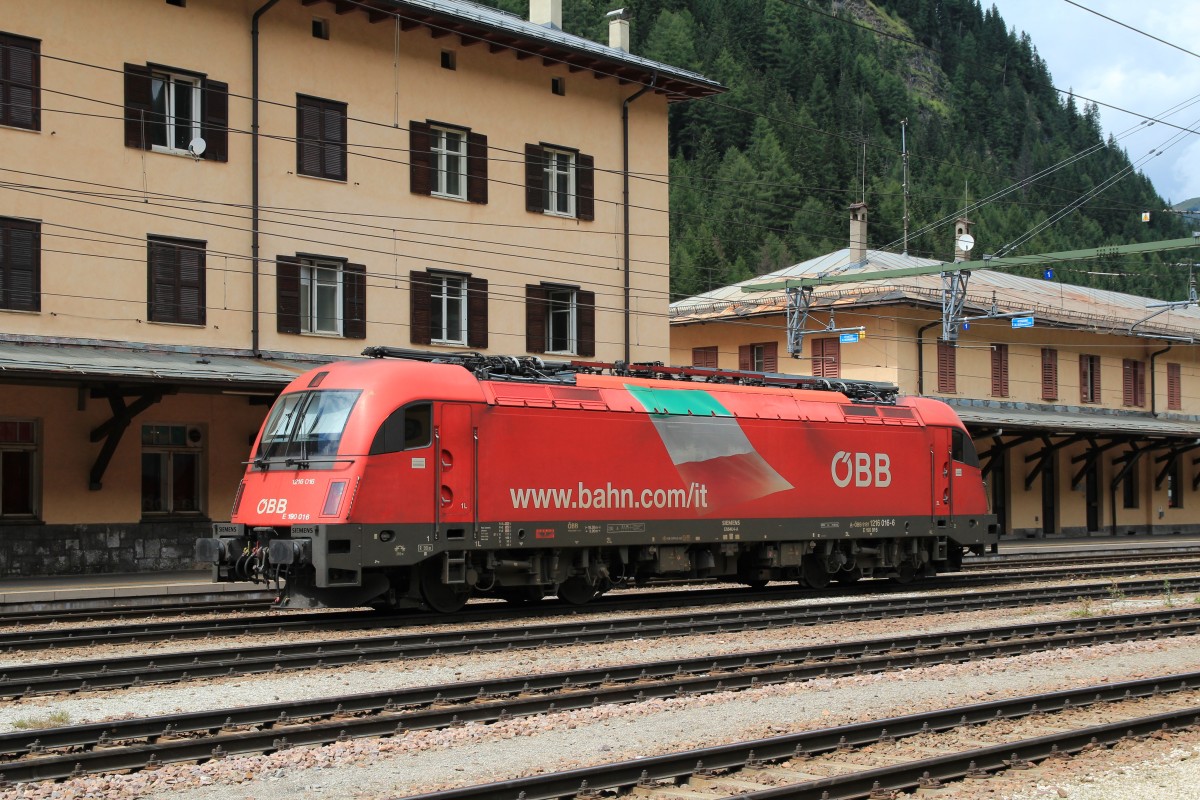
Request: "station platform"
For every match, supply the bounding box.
[0,535,1197,612]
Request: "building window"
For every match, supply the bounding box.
[410,121,487,203]
[525,283,594,357]
[692,346,718,368]
[1041,348,1058,401]
[0,32,40,131]
[141,424,203,516]
[1080,354,1101,404]
[440,50,456,70]
[297,95,347,181]
[739,342,778,373]
[811,337,840,378]
[124,63,227,160]
[551,76,565,96]
[276,255,366,339]
[936,341,956,394]
[1122,359,1146,407]
[0,217,39,312]
[990,343,1009,397]
[312,18,329,39]
[409,270,487,348]
[0,419,37,519]
[147,236,206,325]
[1168,362,1182,410]
[525,143,594,220]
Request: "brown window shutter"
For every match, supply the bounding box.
[814,337,839,378]
[0,33,40,131]
[1168,363,1182,410]
[761,341,778,373]
[738,345,751,371]
[176,241,206,326]
[576,153,595,221]
[692,347,717,368]
[1041,348,1058,400]
[576,289,596,358]
[409,270,432,346]
[466,276,488,349]
[937,341,956,393]
[991,344,1008,397]
[525,144,544,212]
[525,284,547,354]
[123,63,153,149]
[409,121,432,196]
[0,219,40,312]
[275,255,301,334]
[147,239,173,323]
[466,131,488,204]
[1134,361,1146,407]
[322,101,347,181]
[200,78,228,162]
[297,98,322,176]
[342,262,366,339]
[1123,359,1134,406]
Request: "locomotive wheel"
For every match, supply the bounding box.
[800,555,830,589]
[419,561,471,613]
[556,576,597,606]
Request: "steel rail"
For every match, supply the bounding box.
[3,577,1200,697]
[398,682,1200,800]
[4,558,1200,652]
[2,606,1200,783]
[1,548,1194,627]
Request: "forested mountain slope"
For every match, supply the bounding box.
[480,0,1191,300]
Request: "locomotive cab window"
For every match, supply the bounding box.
[951,429,979,468]
[370,402,432,455]
[256,389,361,467]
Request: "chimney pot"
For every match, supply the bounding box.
[609,15,630,52]
[848,203,868,263]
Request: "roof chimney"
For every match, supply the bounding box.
[607,8,630,52]
[848,203,868,263]
[530,0,562,29]
[953,217,974,263]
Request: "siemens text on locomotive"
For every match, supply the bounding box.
[196,348,998,611]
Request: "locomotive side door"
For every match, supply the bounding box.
[435,403,477,538]
[930,426,953,521]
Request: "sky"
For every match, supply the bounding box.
[993,0,1200,206]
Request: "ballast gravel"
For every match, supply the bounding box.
[2,593,1200,799]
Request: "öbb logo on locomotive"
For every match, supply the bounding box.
[196,348,997,613]
[830,451,893,488]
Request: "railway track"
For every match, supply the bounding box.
[3,555,1199,647]
[0,608,1197,783]
[1,575,1198,697]
[0,549,1194,626]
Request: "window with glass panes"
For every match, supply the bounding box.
[546,288,576,354]
[431,126,466,198]
[300,259,342,335]
[148,70,200,152]
[430,272,467,344]
[141,424,202,515]
[542,148,575,216]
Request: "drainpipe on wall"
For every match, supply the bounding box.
[251,0,282,357]
[1149,342,1172,417]
[621,73,656,365]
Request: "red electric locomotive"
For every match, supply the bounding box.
[197,348,997,611]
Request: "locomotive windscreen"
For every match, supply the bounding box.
[254,389,362,467]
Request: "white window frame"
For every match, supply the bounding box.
[542,148,576,218]
[299,258,343,336]
[141,423,205,516]
[149,70,201,155]
[546,287,577,355]
[0,419,38,519]
[750,344,766,372]
[430,272,467,345]
[431,126,467,200]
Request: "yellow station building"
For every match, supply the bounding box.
[0,0,719,574]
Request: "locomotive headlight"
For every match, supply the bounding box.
[321,481,348,517]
